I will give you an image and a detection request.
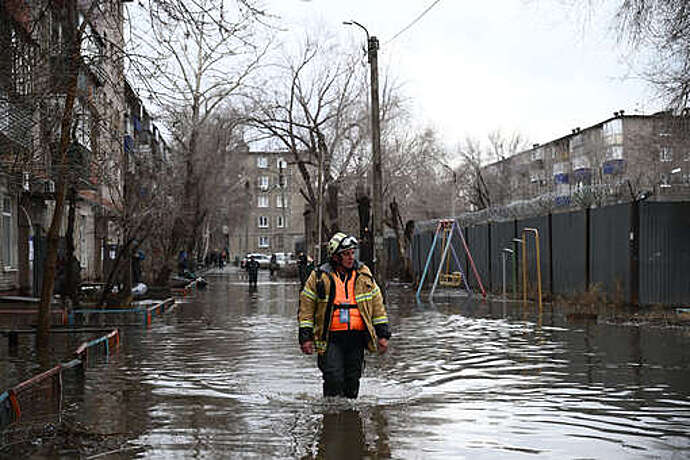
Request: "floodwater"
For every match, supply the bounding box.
[6,267,690,458]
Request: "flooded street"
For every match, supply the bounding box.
[41,269,690,457]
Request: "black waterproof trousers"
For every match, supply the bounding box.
[317,331,367,399]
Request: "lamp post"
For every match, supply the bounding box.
[343,20,385,281]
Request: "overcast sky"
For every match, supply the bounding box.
[267,0,661,149]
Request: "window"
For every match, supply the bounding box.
[257,156,268,168]
[277,215,285,228]
[1,197,14,267]
[660,146,673,162]
[257,196,269,208]
[276,195,285,208]
[570,134,584,157]
[258,216,269,228]
[258,236,270,248]
[603,119,623,146]
[11,29,33,96]
[606,145,624,161]
[530,148,544,162]
[79,215,88,271]
[48,10,65,56]
[258,176,269,190]
[277,158,288,169]
[74,100,92,150]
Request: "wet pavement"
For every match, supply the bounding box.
[3,266,690,458]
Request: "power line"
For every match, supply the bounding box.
[384,0,442,45]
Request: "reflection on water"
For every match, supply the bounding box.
[42,269,690,458]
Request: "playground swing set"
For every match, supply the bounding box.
[416,220,544,308]
[416,219,487,301]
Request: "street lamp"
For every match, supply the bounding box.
[343,20,385,281]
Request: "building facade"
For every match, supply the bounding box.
[481,111,690,209]
[229,151,306,257]
[0,0,171,295]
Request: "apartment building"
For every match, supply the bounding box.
[229,151,306,257]
[482,111,690,209]
[0,0,131,294]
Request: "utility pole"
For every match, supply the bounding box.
[244,180,250,254]
[344,20,386,283]
[369,35,385,283]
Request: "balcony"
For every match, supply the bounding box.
[52,141,93,187]
[552,161,569,175]
[571,156,591,171]
[0,90,32,149]
[605,145,624,161]
[602,159,625,175]
[530,148,544,168]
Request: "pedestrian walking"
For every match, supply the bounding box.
[178,250,188,275]
[269,254,277,278]
[245,255,259,288]
[217,249,225,269]
[297,232,391,399]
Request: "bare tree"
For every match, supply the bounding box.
[0,0,269,348]
[456,130,531,210]
[615,0,690,108]
[127,0,270,260]
[244,36,370,254]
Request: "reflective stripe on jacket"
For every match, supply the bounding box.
[298,261,391,354]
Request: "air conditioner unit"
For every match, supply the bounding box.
[44,179,56,194]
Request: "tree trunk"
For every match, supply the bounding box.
[36,0,80,350]
[326,182,339,235]
[64,187,80,308]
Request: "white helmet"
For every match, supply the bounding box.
[327,232,358,258]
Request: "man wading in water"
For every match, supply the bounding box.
[298,233,391,398]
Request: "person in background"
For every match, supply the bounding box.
[269,253,278,278]
[245,255,259,288]
[297,252,314,290]
[178,250,188,275]
[298,232,391,399]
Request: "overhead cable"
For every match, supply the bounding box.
[385,0,442,45]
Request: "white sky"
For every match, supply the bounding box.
[267,0,661,149]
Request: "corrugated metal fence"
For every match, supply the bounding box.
[410,201,690,307]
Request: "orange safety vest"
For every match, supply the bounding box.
[329,271,365,331]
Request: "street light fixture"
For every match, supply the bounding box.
[343,19,385,281]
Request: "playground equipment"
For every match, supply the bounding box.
[521,227,543,311]
[0,329,121,428]
[501,248,514,299]
[439,222,463,287]
[416,219,487,301]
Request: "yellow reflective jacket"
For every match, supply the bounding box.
[298,261,391,354]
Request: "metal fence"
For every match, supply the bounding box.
[411,200,690,307]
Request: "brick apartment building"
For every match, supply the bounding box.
[229,151,306,257]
